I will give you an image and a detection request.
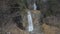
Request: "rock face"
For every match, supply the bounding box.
[28,10,43,34]
[18,10,44,34]
[43,16,60,28]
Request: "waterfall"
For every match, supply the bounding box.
[7,32,10,34]
[27,11,33,32]
[33,3,37,10]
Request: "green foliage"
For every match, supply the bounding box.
[17,0,27,10]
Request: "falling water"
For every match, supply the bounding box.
[7,32,11,34]
[27,11,33,32]
[27,2,37,32]
[33,3,37,10]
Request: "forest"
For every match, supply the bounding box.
[0,0,60,34]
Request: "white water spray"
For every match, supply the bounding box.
[27,11,33,32]
[33,3,37,10]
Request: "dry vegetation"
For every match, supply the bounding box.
[42,23,60,34]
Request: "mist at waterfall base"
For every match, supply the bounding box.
[27,11,33,32]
